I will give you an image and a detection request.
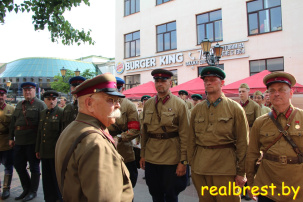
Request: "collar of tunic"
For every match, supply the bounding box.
[155,92,171,105]
[206,96,223,108]
[0,102,6,110]
[240,99,249,107]
[272,105,293,119]
[22,98,35,105]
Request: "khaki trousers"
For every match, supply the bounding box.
[191,172,241,202]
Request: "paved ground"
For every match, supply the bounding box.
[0,167,251,202]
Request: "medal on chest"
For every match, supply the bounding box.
[295,121,300,129]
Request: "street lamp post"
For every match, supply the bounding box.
[60,67,81,80]
[6,80,11,91]
[201,38,223,66]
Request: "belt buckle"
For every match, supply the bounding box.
[156,134,162,139]
[16,126,21,130]
[279,155,287,164]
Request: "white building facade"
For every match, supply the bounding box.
[115,0,303,91]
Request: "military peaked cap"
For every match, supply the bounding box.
[178,90,189,96]
[0,87,7,94]
[69,76,86,87]
[43,90,59,98]
[200,66,226,80]
[151,69,173,80]
[141,95,151,102]
[191,94,203,100]
[21,82,36,89]
[263,71,296,88]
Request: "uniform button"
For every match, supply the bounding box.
[211,113,213,115]
[43,140,45,143]
[44,134,45,136]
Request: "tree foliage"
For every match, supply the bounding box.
[50,68,97,94]
[0,0,95,45]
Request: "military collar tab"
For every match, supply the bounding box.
[272,105,293,120]
[206,97,223,108]
[240,100,249,107]
[0,103,6,110]
[155,94,170,105]
[22,98,35,105]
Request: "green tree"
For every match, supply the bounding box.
[0,0,94,45]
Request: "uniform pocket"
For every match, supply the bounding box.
[160,112,175,127]
[216,116,233,134]
[26,108,39,119]
[143,110,154,125]
[50,120,60,131]
[194,117,205,133]
[260,131,276,145]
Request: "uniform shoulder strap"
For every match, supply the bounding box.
[60,130,101,191]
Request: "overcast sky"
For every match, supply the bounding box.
[0,0,115,63]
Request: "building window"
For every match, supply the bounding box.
[125,0,140,16]
[125,74,140,90]
[157,21,177,52]
[156,0,171,5]
[125,31,140,58]
[23,78,26,82]
[197,10,223,44]
[247,0,282,35]
[250,57,283,75]
[198,64,224,77]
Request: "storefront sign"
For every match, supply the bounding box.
[115,62,125,74]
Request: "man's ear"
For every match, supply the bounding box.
[86,97,94,112]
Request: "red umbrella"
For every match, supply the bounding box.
[123,81,157,99]
[170,77,205,96]
[222,70,303,94]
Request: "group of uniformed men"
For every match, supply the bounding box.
[0,66,302,202]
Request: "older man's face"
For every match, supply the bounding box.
[155,79,172,94]
[0,93,7,105]
[44,97,58,110]
[268,83,293,108]
[90,93,121,127]
[23,88,36,100]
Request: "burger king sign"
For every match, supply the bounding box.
[115,62,125,74]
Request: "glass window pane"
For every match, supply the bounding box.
[133,31,140,40]
[136,39,140,56]
[130,41,136,57]
[125,33,132,42]
[167,22,176,31]
[247,0,263,12]
[164,33,170,50]
[125,0,130,16]
[157,0,161,5]
[164,0,170,2]
[171,31,176,49]
[210,10,222,21]
[206,23,214,41]
[157,24,166,34]
[125,42,130,58]
[248,13,258,34]
[131,0,135,14]
[214,21,223,41]
[157,35,163,52]
[270,7,282,31]
[136,0,140,12]
[197,24,205,44]
[259,10,270,33]
[267,58,283,71]
[250,60,266,73]
[197,13,209,24]
[264,0,281,9]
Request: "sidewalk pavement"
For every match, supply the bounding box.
[0,166,250,202]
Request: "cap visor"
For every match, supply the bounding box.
[105,91,125,98]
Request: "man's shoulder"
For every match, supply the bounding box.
[224,96,242,108]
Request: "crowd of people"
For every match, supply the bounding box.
[0,67,302,202]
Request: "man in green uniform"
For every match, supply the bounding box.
[246,71,303,201]
[140,69,189,202]
[0,87,15,199]
[62,76,86,130]
[55,73,133,201]
[187,66,249,202]
[178,90,193,110]
[9,82,47,201]
[238,83,261,128]
[108,77,140,188]
[253,90,271,115]
[191,94,203,106]
[59,97,67,108]
[36,90,63,202]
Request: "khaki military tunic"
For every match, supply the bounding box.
[260,104,271,115]
[55,113,133,202]
[141,91,189,165]
[62,101,78,130]
[9,97,47,145]
[246,106,303,202]
[241,99,261,127]
[36,106,63,158]
[0,103,15,151]
[185,100,193,110]
[108,98,140,163]
[187,94,249,176]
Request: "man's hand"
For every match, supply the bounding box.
[176,163,186,176]
[235,175,247,187]
[36,152,40,159]
[140,157,145,170]
[9,140,15,148]
[248,189,257,201]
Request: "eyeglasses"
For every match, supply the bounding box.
[268,88,288,94]
[106,97,121,105]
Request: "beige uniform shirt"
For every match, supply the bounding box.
[0,103,15,151]
[185,100,193,110]
[260,104,271,115]
[108,98,140,163]
[141,91,189,165]
[187,94,249,176]
[241,99,261,127]
[246,106,303,201]
[55,113,133,202]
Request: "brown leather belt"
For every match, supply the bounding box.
[263,153,300,164]
[15,126,38,131]
[149,132,178,139]
[202,143,235,149]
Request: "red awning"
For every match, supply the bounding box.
[222,70,303,94]
[123,81,157,99]
[170,77,205,96]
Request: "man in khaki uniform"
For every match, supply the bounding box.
[0,87,15,199]
[253,90,271,115]
[108,77,140,188]
[191,94,203,107]
[187,66,249,202]
[246,71,303,202]
[55,73,133,202]
[36,90,63,202]
[239,83,261,128]
[140,69,189,202]
[263,90,272,109]
[178,90,193,110]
